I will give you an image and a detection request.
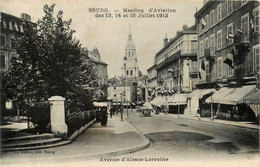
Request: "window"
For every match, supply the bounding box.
[253,45,260,72]
[217,3,222,21]
[126,70,129,75]
[205,37,209,49]
[128,52,130,57]
[253,7,259,33]
[210,10,214,27]
[217,57,222,78]
[9,22,13,30]
[205,14,209,30]
[3,20,7,28]
[205,61,210,81]
[217,30,222,50]
[11,38,16,48]
[227,59,234,76]
[199,40,204,57]
[0,52,6,69]
[227,0,233,15]
[0,35,6,46]
[130,70,133,76]
[14,22,19,31]
[214,9,217,24]
[210,34,215,55]
[19,24,24,32]
[227,23,234,44]
[241,13,249,41]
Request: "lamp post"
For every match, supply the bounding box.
[210,95,213,121]
[120,92,124,121]
[168,67,174,115]
[123,56,129,118]
[177,57,181,118]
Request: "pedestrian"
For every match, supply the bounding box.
[197,108,201,120]
[96,108,101,122]
[110,107,113,118]
[101,107,108,126]
[120,106,123,121]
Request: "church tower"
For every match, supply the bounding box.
[122,27,139,81]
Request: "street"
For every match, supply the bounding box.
[116,109,259,161]
[1,109,259,167]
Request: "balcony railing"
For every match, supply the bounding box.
[181,49,197,55]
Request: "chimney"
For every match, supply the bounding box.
[183,24,188,30]
[163,33,168,47]
[21,13,31,22]
[176,31,181,36]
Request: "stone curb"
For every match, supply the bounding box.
[178,116,259,130]
[45,118,151,161]
[2,118,151,164]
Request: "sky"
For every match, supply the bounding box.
[0,0,203,78]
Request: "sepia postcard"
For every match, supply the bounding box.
[0,0,259,167]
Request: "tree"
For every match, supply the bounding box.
[2,4,97,113]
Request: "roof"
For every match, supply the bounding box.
[194,0,215,18]
[147,64,157,72]
[89,57,107,65]
[156,25,197,57]
[88,49,107,65]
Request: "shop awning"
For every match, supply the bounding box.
[187,89,204,98]
[150,96,167,106]
[187,89,216,98]
[242,89,260,104]
[205,87,235,104]
[143,101,153,109]
[199,89,216,98]
[223,85,256,105]
[93,102,108,107]
[168,93,187,105]
[205,85,257,105]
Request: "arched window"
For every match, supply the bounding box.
[130,70,133,75]
[128,52,130,57]
[132,51,134,57]
[126,70,129,75]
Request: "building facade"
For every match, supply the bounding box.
[195,0,259,87]
[0,12,32,72]
[147,64,157,89]
[194,0,260,120]
[87,47,108,99]
[107,80,137,105]
[155,25,198,93]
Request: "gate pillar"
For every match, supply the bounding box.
[48,96,68,139]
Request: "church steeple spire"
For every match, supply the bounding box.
[123,26,139,79]
[128,24,132,39]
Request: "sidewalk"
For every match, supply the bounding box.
[1,114,150,165]
[165,114,259,130]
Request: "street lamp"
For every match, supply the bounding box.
[177,57,181,118]
[123,56,129,119]
[120,92,124,121]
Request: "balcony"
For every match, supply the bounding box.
[181,49,197,56]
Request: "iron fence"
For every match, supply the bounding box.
[66,110,96,136]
